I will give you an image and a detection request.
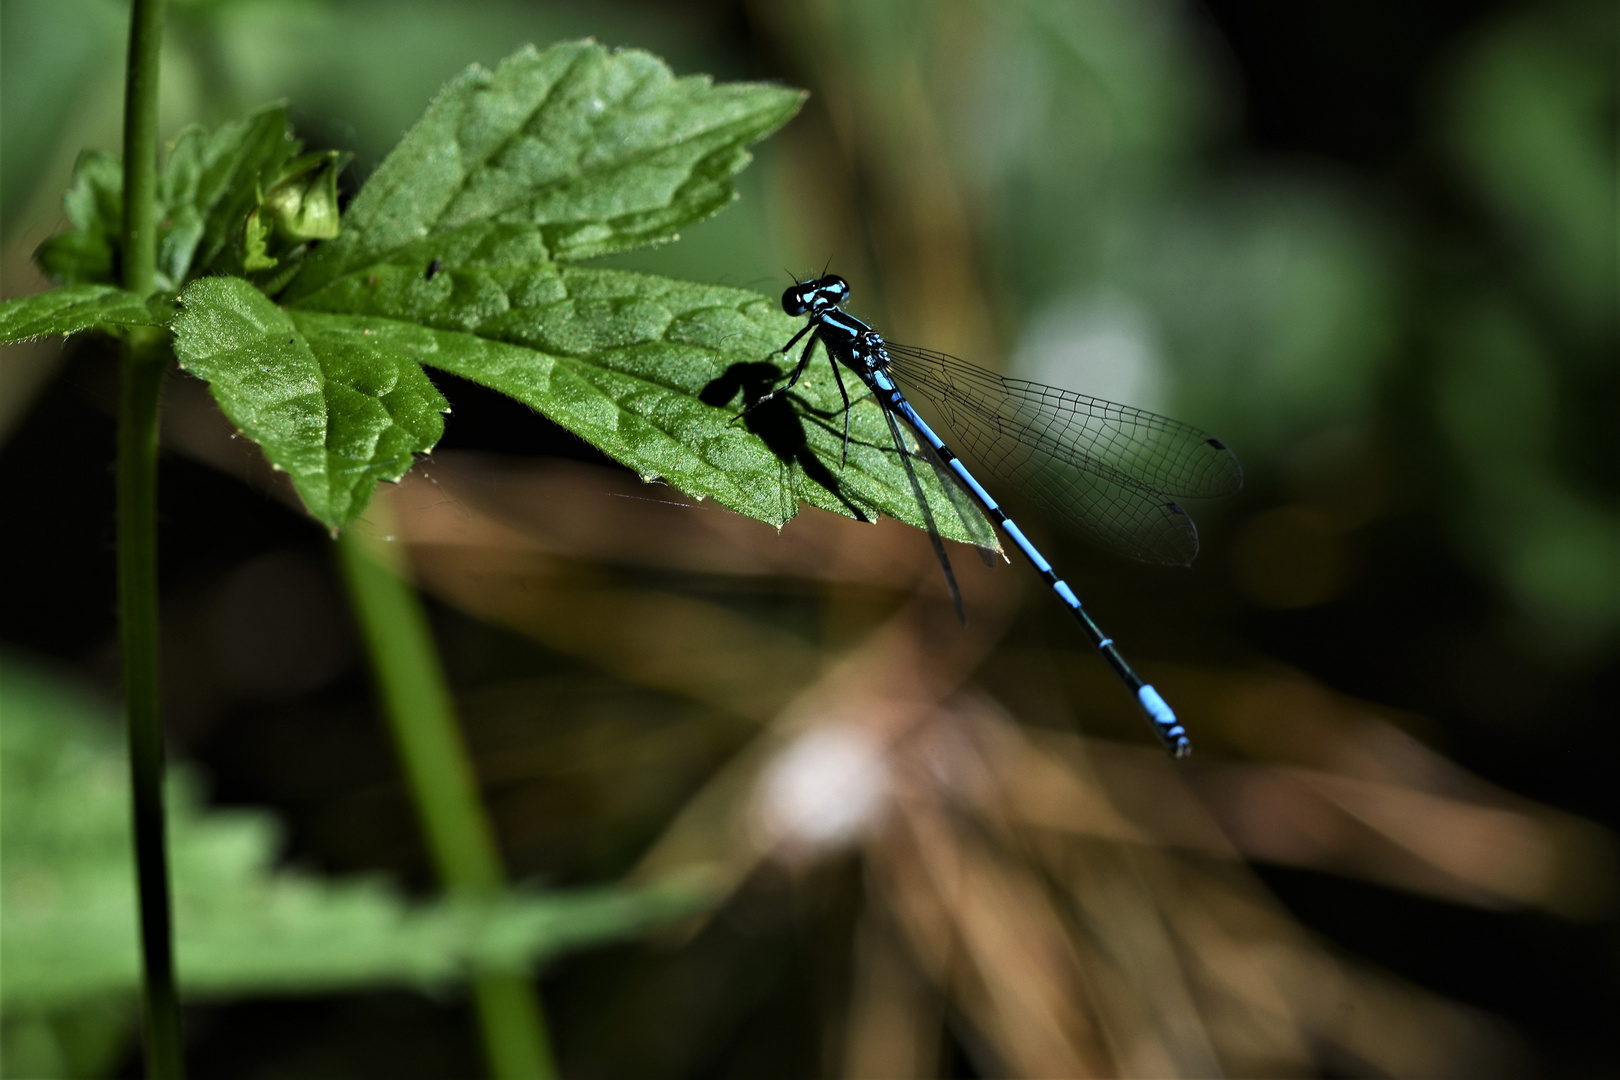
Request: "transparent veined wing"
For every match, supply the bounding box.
[883,343,1242,565]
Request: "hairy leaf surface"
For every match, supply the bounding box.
[173,277,447,528]
[0,285,173,343]
[290,238,989,540]
[282,41,805,300]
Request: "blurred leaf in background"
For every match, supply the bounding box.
[0,0,127,249]
[1429,0,1617,649]
[0,652,701,1078]
[980,0,1396,455]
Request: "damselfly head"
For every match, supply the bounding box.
[781,274,850,317]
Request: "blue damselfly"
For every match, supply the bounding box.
[760,275,1242,756]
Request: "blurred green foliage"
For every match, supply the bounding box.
[0,652,702,1076]
[0,0,127,239]
[1429,0,1617,644]
[778,0,1613,641]
[989,4,1393,453]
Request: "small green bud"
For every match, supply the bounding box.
[262,150,349,242]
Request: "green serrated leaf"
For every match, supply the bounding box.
[173,277,447,528]
[291,237,988,542]
[0,652,703,1010]
[105,50,974,546]
[282,40,805,302]
[0,285,173,343]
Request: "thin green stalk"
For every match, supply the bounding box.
[119,2,183,1078]
[121,0,165,298]
[335,527,556,1080]
[120,334,181,1080]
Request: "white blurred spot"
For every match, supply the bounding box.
[1011,293,1167,410]
[756,725,890,852]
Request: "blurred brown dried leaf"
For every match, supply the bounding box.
[372,451,1596,1077]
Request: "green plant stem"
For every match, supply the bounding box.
[119,333,182,1080]
[120,1,183,1077]
[335,528,556,1080]
[121,0,165,297]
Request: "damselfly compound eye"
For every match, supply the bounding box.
[781,284,813,316]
